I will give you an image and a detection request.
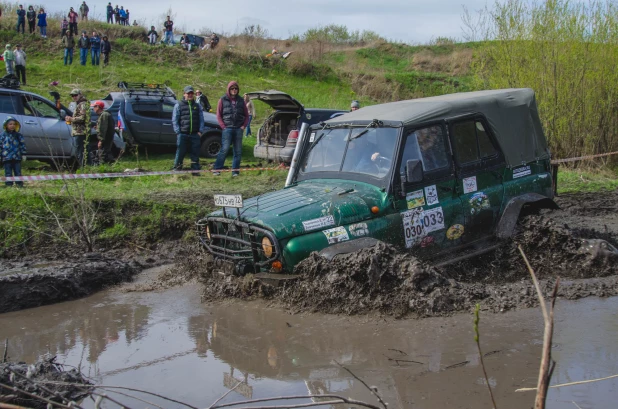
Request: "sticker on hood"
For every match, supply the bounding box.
[406,189,425,209]
[323,226,349,244]
[303,215,335,231]
[349,222,368,237]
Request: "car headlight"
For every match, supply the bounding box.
[262,236,274,257]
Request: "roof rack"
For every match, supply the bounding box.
[117,82,176,100]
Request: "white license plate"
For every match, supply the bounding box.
[214,194,243,208]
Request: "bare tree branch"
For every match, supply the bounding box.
[334,360,388,409]
[515,373,618,392]
[208,381,242,409]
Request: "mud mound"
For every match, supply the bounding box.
[0,356,92,408]
[0,255,139,313]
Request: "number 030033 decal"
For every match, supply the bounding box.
[401,207,445,248]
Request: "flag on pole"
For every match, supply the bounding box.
[117,111,126,130]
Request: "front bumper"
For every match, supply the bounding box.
[196,216,282,274]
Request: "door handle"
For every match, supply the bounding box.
[130,120,140,123]
[24,120,37,125]
[162,123,172,126]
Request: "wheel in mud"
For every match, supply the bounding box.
[200,133,222,158]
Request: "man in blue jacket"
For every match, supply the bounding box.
[89,31,100,65]
[172,86,204,174]
[16,5,26,34]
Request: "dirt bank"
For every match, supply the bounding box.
[196,191,618,317]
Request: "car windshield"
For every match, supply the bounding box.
[301,127,398,178]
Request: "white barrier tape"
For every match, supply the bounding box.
[0,166,289,183]
[551,150,618,164]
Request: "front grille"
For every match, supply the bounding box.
[196,217,281,269]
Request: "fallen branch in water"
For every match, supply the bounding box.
[515,373,618,392]
[474,304,497,409]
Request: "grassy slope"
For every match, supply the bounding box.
[0,22,616,250]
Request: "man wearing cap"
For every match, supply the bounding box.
[92,101,115,163]
[64,89,90,166]
[172,86,203,174]
[350,100,360,111]
[16,5,26,34]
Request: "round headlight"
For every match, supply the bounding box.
[262,236,274,257]
[205,225,211,240]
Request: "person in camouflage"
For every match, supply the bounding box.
[64,89,91,166]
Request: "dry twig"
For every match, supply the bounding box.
[515,373,618,392]
[209,394,383,409]
[2,340,7,363]
[474,304,497,409]
[334,361,388,409]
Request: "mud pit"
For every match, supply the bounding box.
[198,191,618,317]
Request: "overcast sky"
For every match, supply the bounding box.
[52,0,488,43]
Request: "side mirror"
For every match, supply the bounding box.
[60,109,66,118]
[406,159,424,183]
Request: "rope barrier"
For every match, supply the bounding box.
[2,149,617,183]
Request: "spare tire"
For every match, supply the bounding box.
[200,133,222,158]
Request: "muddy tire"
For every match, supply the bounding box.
[201,133,222,158]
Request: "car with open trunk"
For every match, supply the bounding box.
[197,88,558,277]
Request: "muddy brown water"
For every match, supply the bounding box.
[1,266,616,409]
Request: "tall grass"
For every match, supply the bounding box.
[471,0,618,160]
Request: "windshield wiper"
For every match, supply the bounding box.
[304,131,327,156]
[349,128,369,141]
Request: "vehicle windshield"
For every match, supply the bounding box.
[301,127,398,178]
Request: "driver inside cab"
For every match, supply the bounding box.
[342,128,392,175]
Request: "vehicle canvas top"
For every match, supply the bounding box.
[246,90,303,111]
[324,88,549,167]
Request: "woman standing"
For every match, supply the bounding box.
[26,6,36,34]
[37,8,47,38]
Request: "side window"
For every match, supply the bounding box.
[133,103,160,119]
[451,119,497,164]
[161,104,174,120]
[0,94,19,114]
[400,125,449,175]
[22,97,61,119]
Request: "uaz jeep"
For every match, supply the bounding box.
[197,89,556,276]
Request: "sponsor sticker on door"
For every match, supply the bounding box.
[406,189,425,209]
[513,165,532,179]
[302,215,335,231]
[323,226,350,244]
[463,176,477,194]
[424,185,439,206]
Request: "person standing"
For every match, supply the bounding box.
[64,89,90,167]
[172,86,203,173]
[1,117,26,188]
[244,93,255,137]
[90,31,101,65]
[68,7,79,35]
[3,44,14,76]
[125,9,130,25]
[60,17,69,38]
[91,101,115,163]
[163,16,174,44]
[147,26,158,45]
[78,31,89,65]
[16,5,26,34]
[101,35,111,66]
[62,30,75,65]
[37,8,47,38]
[113,5,120,24]
[214,81,248,176]
[26,6,36,34]
[119,6,126,26]
[195,90,211,112]
[106,2,113,24]
[13,45,26,85]
[79,1,89,21]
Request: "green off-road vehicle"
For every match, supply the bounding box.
[197,89,557,277]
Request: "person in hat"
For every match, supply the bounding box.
[68,7,79,35]
[172,85,204,174]
[350,100,360,111]
[16,5,26,34]
[2,44,15,75]
[101,35,111,66]
[64,89,91,166]
[62,30,75,65]
[13,44,26,85]
[1,117,26,187]
[214,81,249,176]
[78,31,89,65]
[91,101,115,163]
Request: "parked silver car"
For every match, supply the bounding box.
[0,88,125,165]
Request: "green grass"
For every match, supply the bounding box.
[557,168,618,194]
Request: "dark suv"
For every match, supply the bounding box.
[247,90,345,163]
[95,83,223,158]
